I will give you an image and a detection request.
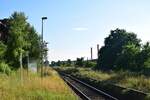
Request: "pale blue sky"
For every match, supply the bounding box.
[1,0,150,61]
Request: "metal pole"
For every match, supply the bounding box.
[41,17,47,77]
[41,19,43,77]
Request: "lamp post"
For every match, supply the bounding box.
[41,17,47,77]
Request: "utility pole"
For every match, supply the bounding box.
[41,17,47,77]
[43,41,48,75]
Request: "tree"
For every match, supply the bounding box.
[0,18,9,44]
[6,12,28,68]
[0,42,6,60]
[85,61,96,68]
[97,28,141,70]
[2,12,41,70]
[51,61,56,66]
[66,59,71,66]
[137,42,150,69]
[24,23,41,59]
[75,57,84,67]
[115,43,140,70]
[56,60,61,66]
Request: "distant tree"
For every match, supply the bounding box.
[66,59,71,66]
[85,61,96,68]
[75,57,84,67]
[97,28,141,70]
[51,61,56,66]
[56,60,61,66]
[137,42,150,69]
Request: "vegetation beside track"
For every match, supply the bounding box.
[0,67,78,100]
[56,67,150,94]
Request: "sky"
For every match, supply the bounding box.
[1,0,150,62]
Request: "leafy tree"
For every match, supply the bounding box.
[115,43,140,70]
[0,42,6,60]
[137,42,150,68]
[143,58,150,68]
[56,60,61,66]
[2,12,41,69]
[66,59,71,66]
[0,18,9,44]
[5,12,28,68]
[75,57,84,67]
[97,28,141,70]
[51,61,56,66]
[24,23,41,59]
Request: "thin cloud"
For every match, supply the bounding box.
[72,27,88,31]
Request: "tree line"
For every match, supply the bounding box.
[53,28,150,72]
[51,58,96,68]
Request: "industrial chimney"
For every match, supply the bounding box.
[97,44,99,58]
[91,47,93,60]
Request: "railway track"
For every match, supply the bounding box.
[60,73,119,100]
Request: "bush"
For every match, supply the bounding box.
[0,42,6,59]
[75,57,84,67]
[143,58,150,68]
[85,61,96,68]
[0,62,11,75]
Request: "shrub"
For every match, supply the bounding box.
[75,57,84,67]
[85,61,96,68]
[143,58,150,68]
[0,62,11,75]
[0,42,6,59]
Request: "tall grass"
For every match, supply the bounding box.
[0,67,78,100]
[57,67,150,93]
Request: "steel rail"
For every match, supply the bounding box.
[61,73,119,100]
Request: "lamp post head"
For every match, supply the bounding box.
[42,17,47,20]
